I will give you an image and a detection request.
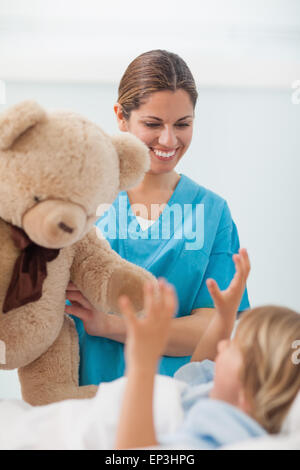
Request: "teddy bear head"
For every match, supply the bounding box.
[0,100,150,248]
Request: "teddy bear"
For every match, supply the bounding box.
[0,100,157,406]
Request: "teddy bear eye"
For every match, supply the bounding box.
[34,196,41,203]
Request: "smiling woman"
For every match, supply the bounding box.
[65,49,250,387]
[115,89,194,170]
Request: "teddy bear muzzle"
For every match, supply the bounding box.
[22,199,88,248]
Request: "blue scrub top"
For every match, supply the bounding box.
[71,173,249,386]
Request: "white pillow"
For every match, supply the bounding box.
[281,390,300,434]
[221,391,300,450]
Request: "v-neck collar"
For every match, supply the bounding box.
[120,174,192,270]
[125,173,186,234]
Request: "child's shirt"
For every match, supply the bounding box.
[160,360,267,449]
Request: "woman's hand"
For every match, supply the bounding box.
[118,278,178,372]
[65,282,110,337]
[206,247,250,328]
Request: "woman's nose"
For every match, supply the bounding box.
[158,125,178,148]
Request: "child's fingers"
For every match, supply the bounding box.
[118,295,137,327]
[232,250,250,287]
[206,278,224,307]
[163,283,177,318]
[239,248,251,278]
[147,278,173,319]
[154,278,166,309]
[143,278,177,320]
[143,281,155,318]
[230,254,243,286]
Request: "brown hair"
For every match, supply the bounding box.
[117,50,198,119]
[235,305,300,434]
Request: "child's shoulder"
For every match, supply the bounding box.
[174,359,215,386]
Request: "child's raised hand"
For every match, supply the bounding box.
[118,278,178,371]
[206,248,250,324]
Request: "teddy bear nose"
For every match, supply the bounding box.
[23,199,87,248]
[58,222,74,234]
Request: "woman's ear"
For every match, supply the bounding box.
[114,103,129,132]
[111,133,150,191]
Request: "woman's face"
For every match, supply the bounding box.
[115,89,194,175]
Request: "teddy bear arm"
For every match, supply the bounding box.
[70,230,157,314]
[70,231,124,312]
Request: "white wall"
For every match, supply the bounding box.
[0,0,299,399]
[1,0,300,86]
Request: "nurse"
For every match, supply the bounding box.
[66,49,249,385]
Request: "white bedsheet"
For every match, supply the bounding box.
[0,375,299,450]
[0,375,185,450]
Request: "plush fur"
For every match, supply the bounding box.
[0,100,156,405]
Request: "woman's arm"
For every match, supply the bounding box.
[166,307,215,355]
[65,290,215,355]
[115,279,177,449]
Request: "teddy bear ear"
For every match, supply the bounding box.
[111,133,150,191]
[0,100,46,150]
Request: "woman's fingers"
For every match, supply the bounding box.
[66,281,78,291]
[66,291,91,310]
[65,304,91,322]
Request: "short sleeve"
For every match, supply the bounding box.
[192,205,250,313]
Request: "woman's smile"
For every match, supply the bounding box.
[149,146,180,162]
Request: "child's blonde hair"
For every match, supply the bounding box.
[235,305,300,434]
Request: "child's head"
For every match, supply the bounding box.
[211,305,300,434]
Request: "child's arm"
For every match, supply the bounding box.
[114,279,177,450]
[191,248,250,362]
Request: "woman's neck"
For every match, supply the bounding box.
[131,171,180,195]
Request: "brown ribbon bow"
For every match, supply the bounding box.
[3,225,60,313]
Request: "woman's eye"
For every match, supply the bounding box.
[145,123,160,128]
[144,122,190,128]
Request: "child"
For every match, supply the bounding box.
[115,248,300,449]
[0,249,299,450]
